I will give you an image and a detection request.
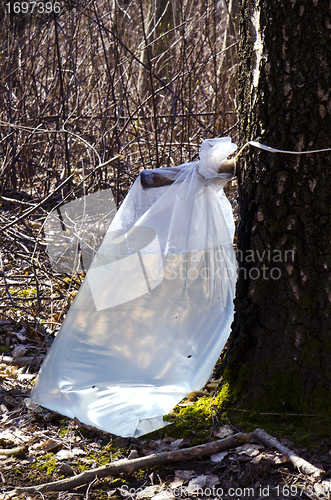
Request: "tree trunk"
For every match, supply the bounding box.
[218,0,240,73]
[222,0,331,414]
[137,0,175,99]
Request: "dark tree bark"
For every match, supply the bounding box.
[223,0,331,413]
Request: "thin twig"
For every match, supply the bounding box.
[0,154,121,231]
[0,251,46,337]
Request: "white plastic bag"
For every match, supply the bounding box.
[31,137,238,437]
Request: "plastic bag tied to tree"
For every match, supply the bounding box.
[31,137,238,437]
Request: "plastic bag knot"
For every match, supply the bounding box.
[198,137,237,180]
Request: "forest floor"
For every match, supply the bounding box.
[1,318,331,500]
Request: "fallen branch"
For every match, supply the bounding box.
[0,354,43,370]
[0,445,28,458]
[12,432,252,494]
[253,428,324,479]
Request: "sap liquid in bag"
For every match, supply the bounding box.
[31,137,238,437]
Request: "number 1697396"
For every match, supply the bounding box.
[6,2,61,14]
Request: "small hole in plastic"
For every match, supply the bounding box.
[187,355,192,358]
[92,386,96,389]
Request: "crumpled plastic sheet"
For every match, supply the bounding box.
[31,137,238,437]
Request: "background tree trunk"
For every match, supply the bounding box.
[222,0,331,414]
[137,0,175,99]
[218,0,239,74]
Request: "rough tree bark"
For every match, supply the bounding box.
[222,0,331,413]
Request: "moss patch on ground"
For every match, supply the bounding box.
[162,380,331,453]
[31,452,58,476]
